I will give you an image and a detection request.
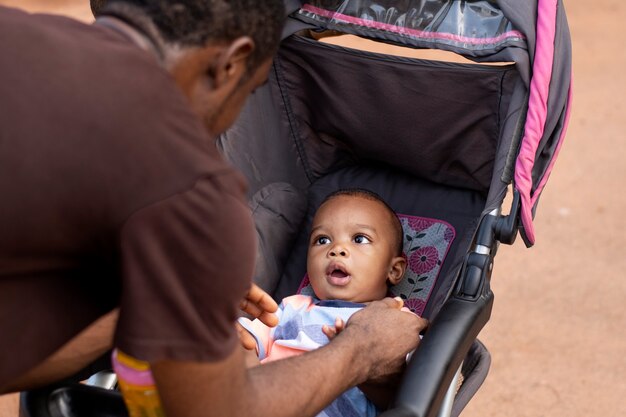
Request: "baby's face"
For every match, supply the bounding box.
[307,195,403,303]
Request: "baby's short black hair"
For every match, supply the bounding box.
[320,188,404,256]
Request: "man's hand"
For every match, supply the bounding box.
[239,283,279,326]
[237,284,278,350]
[339,297,428,383]
[236,322,258,351]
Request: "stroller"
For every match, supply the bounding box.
[21,1,572,416]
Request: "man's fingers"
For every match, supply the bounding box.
[240,333,257,350]
[378,296,405,309]
[239,301,278,327]
[246,284,278,313]
[417,317,430,331]
[258,311,279,327]
[236,323,257,350]
[239,298,263,317]
[240,284,279,327]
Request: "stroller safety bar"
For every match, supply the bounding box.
[436,365,463,417]
[494,189,521,246]
[379,287,494,417]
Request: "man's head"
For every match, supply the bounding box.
[93,0,285,135]
[306,189,406,303]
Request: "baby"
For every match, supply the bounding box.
[239,188,409,416]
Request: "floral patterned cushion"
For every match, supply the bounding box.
[297,214,455,316]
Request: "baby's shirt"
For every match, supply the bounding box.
[238,294,378,417]
[238,294,362,361]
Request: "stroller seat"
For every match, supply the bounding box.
[251,163,494,416]
[247,156,494,414]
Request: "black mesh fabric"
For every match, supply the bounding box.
[275,35,519,193]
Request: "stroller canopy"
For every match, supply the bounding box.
[280,0,573,246]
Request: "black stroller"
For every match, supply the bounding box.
[21,1,573,416]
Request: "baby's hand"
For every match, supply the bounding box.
[322,317,345,340]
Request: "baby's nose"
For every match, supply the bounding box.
[329,247,347,257]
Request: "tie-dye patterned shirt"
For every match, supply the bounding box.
[238,294,377,417]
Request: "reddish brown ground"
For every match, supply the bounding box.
[1,1,624,416]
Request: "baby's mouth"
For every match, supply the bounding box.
[326,264,351,286]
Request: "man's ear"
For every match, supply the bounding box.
[209,36,255,89]
[387,256,407,286]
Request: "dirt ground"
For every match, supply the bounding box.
[0,1,624,416]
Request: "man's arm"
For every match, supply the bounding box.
[358,378,403,411]
[1,310,118,393]
[152,298,427,417]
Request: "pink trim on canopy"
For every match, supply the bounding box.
[514,0,568,245]
[300,4,525,46]
[531,82,572,203]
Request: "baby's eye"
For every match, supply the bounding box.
[315,236,331,245]
[353,235,371,244]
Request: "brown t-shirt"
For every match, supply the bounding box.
[0,6,255,385]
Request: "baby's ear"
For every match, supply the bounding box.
[387,256,407,285]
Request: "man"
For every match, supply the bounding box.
[0,1,427,416]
